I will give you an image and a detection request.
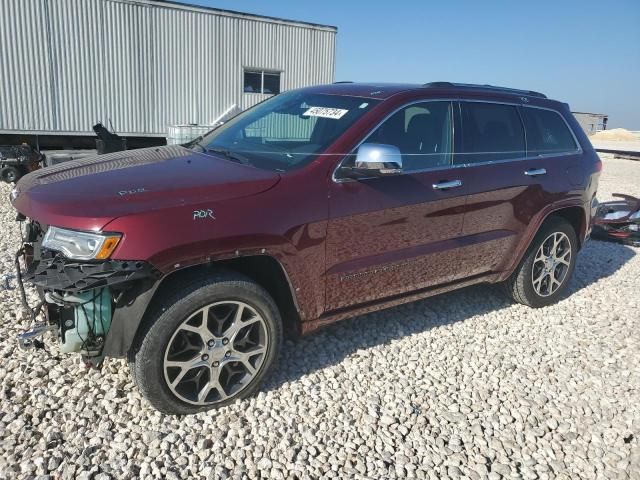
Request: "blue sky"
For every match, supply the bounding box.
[177,0,640,129]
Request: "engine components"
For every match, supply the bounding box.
[59,288,112,354]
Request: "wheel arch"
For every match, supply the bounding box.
[547,205,587,249]
[104,254,301,359]
[498,203,587,282]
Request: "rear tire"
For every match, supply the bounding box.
[129,271,282,415]
[503,217,578,308]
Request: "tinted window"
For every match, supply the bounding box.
[361,101,453,171]
[244,70,282,94]
[457,102,525,164]
[243,71,262,93]
[522,107,577,155]
[263,73,281,94]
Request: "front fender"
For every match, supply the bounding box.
[102,248,320,358]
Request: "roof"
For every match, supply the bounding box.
[572,111,608,117]
[303,83,424,100]
[142,0,337,31]
[303,82,555,101]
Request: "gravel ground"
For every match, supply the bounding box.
[1,155,639,480]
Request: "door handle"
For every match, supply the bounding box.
[524,168,547,176]
[432,179,463,190]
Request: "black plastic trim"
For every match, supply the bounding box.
[23,248,160,293]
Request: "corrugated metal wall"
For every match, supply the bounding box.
[572,113,608,135]
[0,0,337,137]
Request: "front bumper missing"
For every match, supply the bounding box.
[15,244,160,364]
[23,248,160,293]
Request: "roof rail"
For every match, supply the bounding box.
[422,81,547,99]
[333,81,354,84]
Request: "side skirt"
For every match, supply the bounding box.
[301,271,501,335]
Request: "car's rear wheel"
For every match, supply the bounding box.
[129,271,282,414]
[504,217,578,308]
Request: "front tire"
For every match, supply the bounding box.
[504,217,578,308]
[129,271,282,414]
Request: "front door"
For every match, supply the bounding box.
[325,101,469,311]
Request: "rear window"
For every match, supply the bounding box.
[456,102,525,164]
[521,107,577,156]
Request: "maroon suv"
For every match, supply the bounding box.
[12,82,600,414]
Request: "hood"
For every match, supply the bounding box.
[12,145,280,231]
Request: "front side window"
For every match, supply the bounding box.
[354,101,453,172]
[457,102,525,165]
[244,70,281,94]
[199,91,379,171]
[522,107,577,156]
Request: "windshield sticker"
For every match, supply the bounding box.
[303,107,349,120]
[359,103,369,109]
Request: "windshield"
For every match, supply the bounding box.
[196,91,379,171]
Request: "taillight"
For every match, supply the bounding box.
[595,157,603,172]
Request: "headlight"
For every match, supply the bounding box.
[42,227,121,260]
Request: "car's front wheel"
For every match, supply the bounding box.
[504,217,578,308]
[129,272,282,414]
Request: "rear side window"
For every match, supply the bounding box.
[457,102,525,164]
[521,107,577,155]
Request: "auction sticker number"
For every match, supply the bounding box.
[303,106,349,119]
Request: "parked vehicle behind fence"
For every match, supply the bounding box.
[11,82,600,414]
[0,144,45,184]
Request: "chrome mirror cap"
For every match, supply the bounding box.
[354,143,403,175]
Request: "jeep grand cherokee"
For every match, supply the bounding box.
[11,82,600,414]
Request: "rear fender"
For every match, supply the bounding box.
[496,202,588,282]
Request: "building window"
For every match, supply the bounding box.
[244,69,281,94]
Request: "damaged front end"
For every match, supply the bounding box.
[15,218,160,367]
[592,194,640,247]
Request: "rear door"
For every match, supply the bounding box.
[325,101,470,311]
[456,100,581,276]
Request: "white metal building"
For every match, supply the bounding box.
[572,111,608,135]
[0,0,337,143]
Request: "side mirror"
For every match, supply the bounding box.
[342,143,403,178]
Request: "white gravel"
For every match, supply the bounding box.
[1,155,639,480]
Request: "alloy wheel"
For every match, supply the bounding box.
[163,301,268,405]
[531,231,572,297]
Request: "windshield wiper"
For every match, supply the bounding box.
[185,135,206,152]
[206,147,251,166]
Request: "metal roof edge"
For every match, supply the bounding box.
[121,0,338,31]
[571,111,608,116]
